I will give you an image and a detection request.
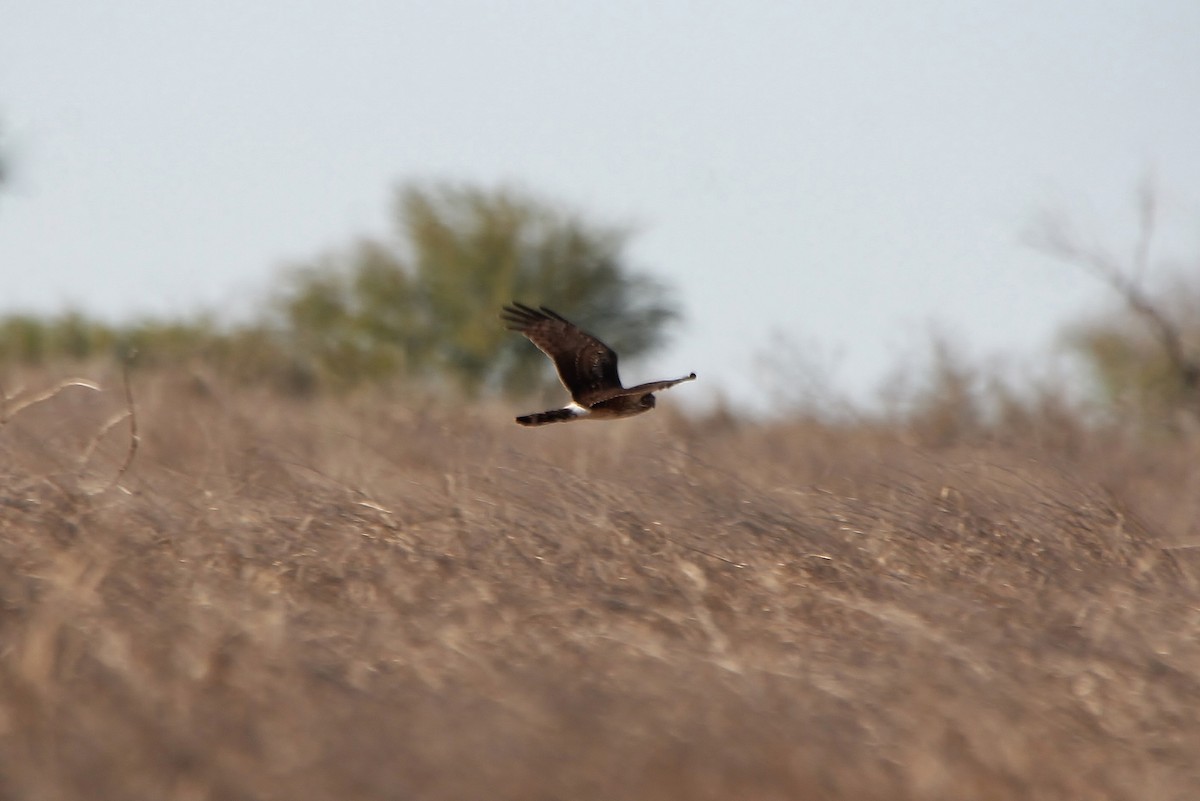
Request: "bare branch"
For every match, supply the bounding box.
[78,410,131,465]
[1030,186,1198,397]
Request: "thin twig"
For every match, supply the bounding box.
[78,410,132,465]
[661,531,747,569]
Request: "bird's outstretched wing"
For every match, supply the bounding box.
[618,373,698,396]
[501,303,623,404]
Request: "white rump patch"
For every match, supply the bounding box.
[565,402,590,418]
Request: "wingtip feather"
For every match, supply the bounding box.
[501,302,576,331]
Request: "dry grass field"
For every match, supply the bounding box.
[2,367,1200,800]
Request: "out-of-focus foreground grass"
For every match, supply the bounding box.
[1,367,1198,801]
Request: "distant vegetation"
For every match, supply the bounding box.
[0,311,308,393]
[1,181,1197,436]
[0,182,678,399]
[1028,183,1200,432]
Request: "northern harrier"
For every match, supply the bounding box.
[501,302,696,426]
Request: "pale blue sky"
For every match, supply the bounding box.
[2,1,1198,409]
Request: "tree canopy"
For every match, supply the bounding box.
[275,182,680,396]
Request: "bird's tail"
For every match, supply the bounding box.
[516,407,582,426]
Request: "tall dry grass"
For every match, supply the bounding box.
[1,367,1199,800]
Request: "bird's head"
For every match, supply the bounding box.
[641,393,656,409]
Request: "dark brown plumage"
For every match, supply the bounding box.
[501,303,696,426]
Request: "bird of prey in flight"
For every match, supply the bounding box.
[501,302,696,426]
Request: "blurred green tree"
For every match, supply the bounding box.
[274,182,680,395]
[1061,282,1200,424]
